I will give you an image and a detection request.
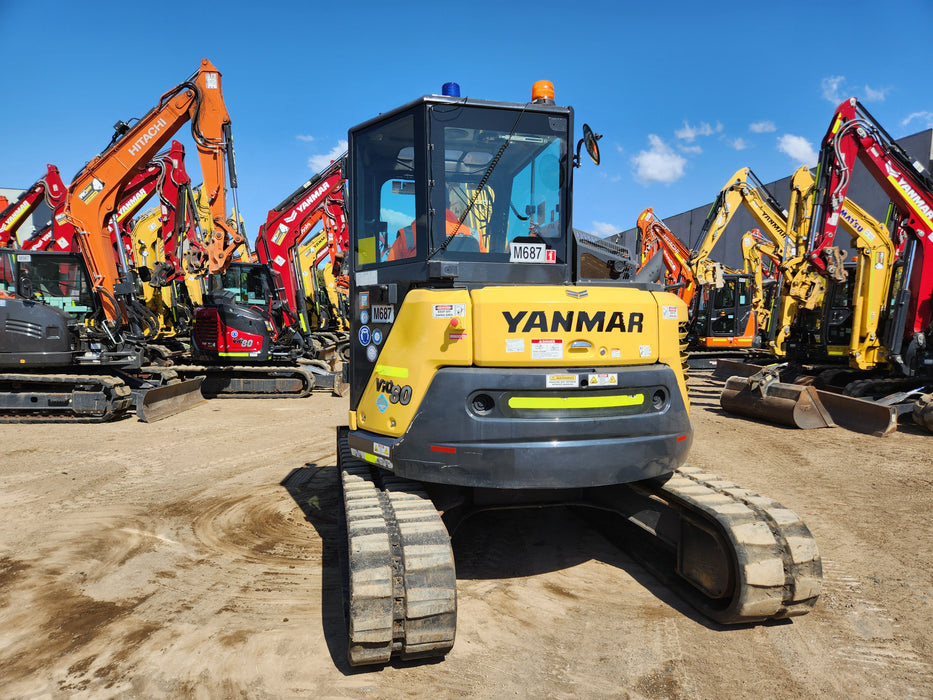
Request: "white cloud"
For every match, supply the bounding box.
[728,137,749,151]
[308,140,348,172]
[822,76,846,103]
[902,111,933,129]
[679,144,702,155]
[864,85,890,102]
[777,134,818,165]
[591,221,620,237]
[675,121,722,143]
[749,121,776,134]
[296,134,315,142]
[631,135,687,184]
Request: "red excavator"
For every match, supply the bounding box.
[253,155,349,355]
[184,158,349,397]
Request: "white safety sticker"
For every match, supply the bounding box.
[373,442,389,457]
[611,348,621,358]
[662,305,679,320]
[546,374,578,388]
[432,303,466,318]
[531,338,563,359]
[588,373,618,386]
[506,338,525,353]
[356,270,377,287]
[639,345,652,358]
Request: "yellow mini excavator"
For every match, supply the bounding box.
[336,81,821,666]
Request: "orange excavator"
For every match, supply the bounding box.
[635,206,758,354]
[0,59,242,421]
[63,58,244,326]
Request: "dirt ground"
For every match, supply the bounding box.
[1,370,932,699]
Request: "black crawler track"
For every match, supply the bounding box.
[596,465,822,623]
[338,433,457,666]
[0,373,133,422]
[171,364,318,398]
[335,432,820,665]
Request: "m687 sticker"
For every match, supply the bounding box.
[375,377,412,405]
[372,305,395,323]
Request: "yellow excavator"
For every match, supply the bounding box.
[335,80,820,667]
[718,170,903,434]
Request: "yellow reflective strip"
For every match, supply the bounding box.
[375,364,409,378]
[508,394,644,410]
[218,351,253,357]
[827,348,845,356]
[361,452,377,463]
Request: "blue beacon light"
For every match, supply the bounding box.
[442,82,461,97]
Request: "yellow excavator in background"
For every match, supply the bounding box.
[718,102,915,435]
[296,226,349,337]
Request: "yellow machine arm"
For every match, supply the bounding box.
[691,167,811,285]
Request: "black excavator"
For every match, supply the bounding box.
[0,248,202,421]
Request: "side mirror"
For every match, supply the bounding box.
[574,123,603,167]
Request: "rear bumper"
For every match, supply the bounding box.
[348,364,692,489]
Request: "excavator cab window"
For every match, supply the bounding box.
[350,97,571,283]
[13,252,94,318]
[428,106,567,260]
[353,113,420,268]
[211,263,274,307]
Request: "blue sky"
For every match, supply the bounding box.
[2,0,932,244]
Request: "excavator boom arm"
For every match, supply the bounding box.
[808,97,933,337]
[63,59,242,323]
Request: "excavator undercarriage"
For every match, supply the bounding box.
[337,430,820,665]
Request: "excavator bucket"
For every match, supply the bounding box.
[813,389,898,437]
[716,361,899,436]
[135,376,206,423]
[720,375,835,429]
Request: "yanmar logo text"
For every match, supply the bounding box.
[0,199,31,231]
[503,310,644,333]
[283,180,332,224]
[895,175,933,225]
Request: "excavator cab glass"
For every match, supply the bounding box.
[9,251,94,319]
[350,95,572,285]
[209,262,274,307]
